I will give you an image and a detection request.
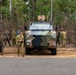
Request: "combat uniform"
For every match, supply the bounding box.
[11,30,16,46]
[60,31,67,47]
[16,32,25,56]
[57,30,61,45]
[4,31,11,46]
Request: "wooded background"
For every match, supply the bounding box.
[0,0,76,44]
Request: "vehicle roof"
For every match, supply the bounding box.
[30,22,52,24]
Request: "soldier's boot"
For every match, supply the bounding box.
[21,49,25,57]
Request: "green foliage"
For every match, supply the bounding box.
[2,6,9,16]
[33,0,50,21]
[35,0,50,15]
[1,0,76,32]
[2,0,9,17]
[2,0,8,6]
[23,0,28,2]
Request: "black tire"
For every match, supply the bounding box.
[26,48,31,55]
[51,48,57,55]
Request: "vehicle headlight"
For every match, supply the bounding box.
[26,40,31,46]
[27,43,29,45]
[26,31,31,38]
[26,39,32,46]
[51,31,56,38]
[53,43,55,46]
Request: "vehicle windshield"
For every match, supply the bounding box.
[29,23,53,31]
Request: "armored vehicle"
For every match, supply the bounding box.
[25,22,57,55]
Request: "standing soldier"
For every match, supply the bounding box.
[60,29,67,47]
[57,29,61,45]
[24,25,28,54]
[24,30,28,55]
[4,30,11,46]
[16,31,25,56]
[11,30,16,46]
[0,34,4,55]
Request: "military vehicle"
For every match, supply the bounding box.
[25,22,57,55]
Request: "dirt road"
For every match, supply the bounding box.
[1,44,76,57]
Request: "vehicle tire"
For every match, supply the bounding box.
[26,48,31,55]
[51,48,57,55]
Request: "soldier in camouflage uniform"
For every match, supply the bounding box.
[0,34,4,55]
[57,29,61,45]
[11,30,16,46]
[4,31,11,46]
[16,31,25,56]
[60,29,67,47]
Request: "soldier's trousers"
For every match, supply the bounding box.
[4,38,11,46]
[17,43,25,56]
[62,38,66,47]
[12,39,16,46]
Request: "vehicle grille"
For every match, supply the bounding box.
[32,35,47,46]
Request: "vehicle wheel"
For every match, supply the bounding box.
[26,48,31,55]
[51,48,57,55]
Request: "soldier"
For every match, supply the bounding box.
[60,29,67,47]
[4,31,11,46]
[56,29,61,45]
[0,34,4,55]
[11,30,16,46]
[16,29,21,35]
[24,30,27,48]
[16,31,25,56]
